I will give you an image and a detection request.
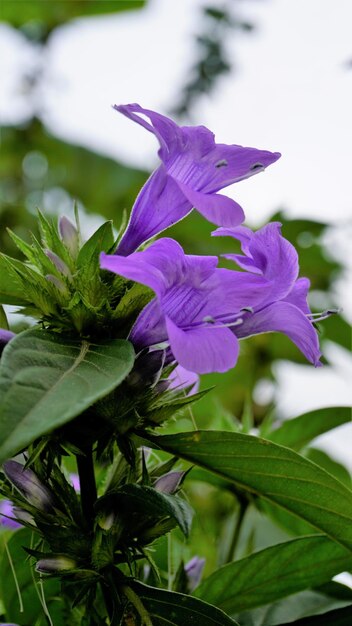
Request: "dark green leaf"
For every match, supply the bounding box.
[0,305,9,330]
[127,580,239,625]
[0,528,64,624]
[143,431,352,551]
[306,448,351,488]
[194,535,352,613]
[0,328,134,462]
[100,483,193,538]
[268,407,351,450]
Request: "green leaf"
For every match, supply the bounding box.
[143,431,352,551]
[194,535,352,613]
[0,254,31,305]
[277,604,352,625]
[0,528,63,625]
[306,448,351,488]
[127,580,239,625]
[0,327,135,462]
[267,407,351,450]
[99,483,193,538]
[77,220,115,272]
[0,305,9,330]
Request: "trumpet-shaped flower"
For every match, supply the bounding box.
[114,104,280,255]
[213,222,322,365]
[101,238,270,374]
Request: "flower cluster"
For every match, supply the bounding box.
[101,104,322,375]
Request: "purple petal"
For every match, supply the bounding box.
[185,556,206,591]
[101,238,186,297]
[130,300,167,349]
[168,364,199,394]
[176,180,245,227]
[154,471,187,494]
[236,301,322,366]
[117,167,191,256]
[165,316,239,374]
[0,500,22,530]
[214,222,299,301]
[283,277,311,315]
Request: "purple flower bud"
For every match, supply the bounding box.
[35,556,76,574]
[185,556,205,591]
[59,216,79,257]
[45,250,71,277]
[0,623,21,625]
[0,499,22,530]
[70,472,80,492]
[45,274,69,296]
[3,461,53,511]
[0,329,15,356]
[154,471,187,494]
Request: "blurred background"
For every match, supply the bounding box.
[0,0,350,477]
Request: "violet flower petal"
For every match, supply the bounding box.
[165,316,239,374]
[236,301,322,366]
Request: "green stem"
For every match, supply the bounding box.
[225,499,247,564]
[76,446,97,528]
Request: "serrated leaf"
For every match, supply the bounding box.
[0,328,135,462]
[267,407,351,450]
[0,254,31,305]
[143,431,352,551]
[194,535,352,613]
[127,580,239,625]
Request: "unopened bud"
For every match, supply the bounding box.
[154,471,187,494]
[3,461,53,511]
[0,329,15,356]
[59,216,79,258]
[46,274,69,296]
[185,556,205,591]
[36,556,76,574]
[97,511,116,531]
[45,250,71,277]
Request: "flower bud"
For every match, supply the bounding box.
[185,556,205,591]
[154,471,187,494]
[45,250,71,277]
[59,216,79,258]
[3,461,53,511]
[0,329,15,356]
[45,274,69,297]
[35,556,76,574]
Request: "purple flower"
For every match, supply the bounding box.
[101,238,269,374]
[0,499,22,530]
[213,222,322,365]
[114,104,280,255]
[154,470,188,494]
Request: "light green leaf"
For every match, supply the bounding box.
[77,220,115,271]
[267,407,351,450]
[128,581,239,625]
[0,254,31,306]
[0,328,134,462]
[195,535,352,613]
[143,431,352,551]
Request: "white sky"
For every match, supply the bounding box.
[0,0,351,465]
